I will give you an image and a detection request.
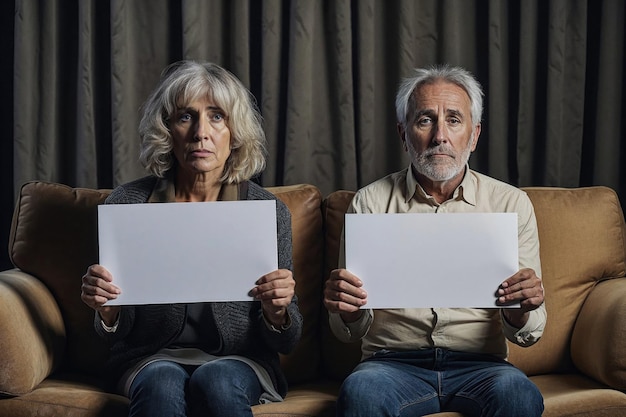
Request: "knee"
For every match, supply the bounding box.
[339,371,370,401]
[189,360,238,397]
[337,369,386,412]
[189,360,259,406]
[487,373,544,417]
[130,361,188,399]
[128,362,188,417]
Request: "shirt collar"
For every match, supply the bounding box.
[147,177,239,203]
[404,164,477,207]
[148,177,175,203]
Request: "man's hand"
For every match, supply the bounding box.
[252,269,295,327]
[497,268,544,328]
[323,269,367,323]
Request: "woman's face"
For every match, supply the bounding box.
[170,96,231,180]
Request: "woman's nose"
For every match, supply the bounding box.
[193,119,208,141]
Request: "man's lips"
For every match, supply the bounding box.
[426,152,454,158]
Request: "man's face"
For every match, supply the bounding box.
[400,80,480,182]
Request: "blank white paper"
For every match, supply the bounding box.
[345,212,519,309]
[98,200,277,305]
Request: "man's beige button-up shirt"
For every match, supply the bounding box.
[329,166,547,360]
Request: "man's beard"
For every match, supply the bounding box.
[411,135,474,181]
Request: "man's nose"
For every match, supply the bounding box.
[432,121,448,144]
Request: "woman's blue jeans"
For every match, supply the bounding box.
[337,348,543,417]
[128,359,262,417]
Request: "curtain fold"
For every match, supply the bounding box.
[485,0,511,182]
[588,0,625,191]
[543,0,587,187]
[3,0,626,272]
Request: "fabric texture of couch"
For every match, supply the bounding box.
[1,180,625,417]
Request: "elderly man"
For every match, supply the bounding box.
[323,65,546,417]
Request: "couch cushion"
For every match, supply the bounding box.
[9,181,112,376]
[509,187,626,375]
[530,373,626,417]
[320,190,361,380]
[571,278,626,390]
[268,184,325,383]
[0,269,65,396]
[0,377,129,417]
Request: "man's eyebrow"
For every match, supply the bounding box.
[415,109,436,118]
[446,108,465,118]
[412,108,466,122]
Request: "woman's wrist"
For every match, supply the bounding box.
[98,307,120,327]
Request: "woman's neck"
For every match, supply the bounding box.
[174,172,222,202]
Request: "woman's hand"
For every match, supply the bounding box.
[81,264,121,325]
[251,269,295,327]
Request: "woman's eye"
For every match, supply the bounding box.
[211,113,224,122]
[179,113,192,122]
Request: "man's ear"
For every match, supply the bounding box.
[397,123,408,152]
[470,123,482,152]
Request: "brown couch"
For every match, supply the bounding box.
[1,180,626,417]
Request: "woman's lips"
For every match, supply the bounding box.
[190,149,212,157]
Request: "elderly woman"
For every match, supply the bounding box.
[80,60,302,417]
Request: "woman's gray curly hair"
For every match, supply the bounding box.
[138,60,267,183]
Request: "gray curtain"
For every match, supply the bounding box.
[2,0,625,270]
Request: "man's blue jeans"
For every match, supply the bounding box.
[128,359,262,417]
[337,349,543,417]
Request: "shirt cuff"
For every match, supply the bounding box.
[500,307,546,347]
[329,309,373,342]
[99,312,120,333]
[263,312,292,333]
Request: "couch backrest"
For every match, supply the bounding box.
[9,181,112,375]
[9,181,626,383]
[266,185,325,383]
[8,181,327,384]
[320,186,626,379]
[320,190,362,380]
[511,186,626,375]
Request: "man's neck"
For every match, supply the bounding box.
[413,166,466,204]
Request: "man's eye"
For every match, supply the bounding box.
[417,117,432,126]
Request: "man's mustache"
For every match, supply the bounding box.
[421,146,455,158]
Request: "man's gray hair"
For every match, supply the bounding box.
[395,65,484,129]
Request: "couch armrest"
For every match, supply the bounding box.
[571,278,626,390]
[0,269,66,396]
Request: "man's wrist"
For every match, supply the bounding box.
[340,310,364,324]
[502,309,529,329]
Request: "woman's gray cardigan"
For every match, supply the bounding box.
[94,176,303,397]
